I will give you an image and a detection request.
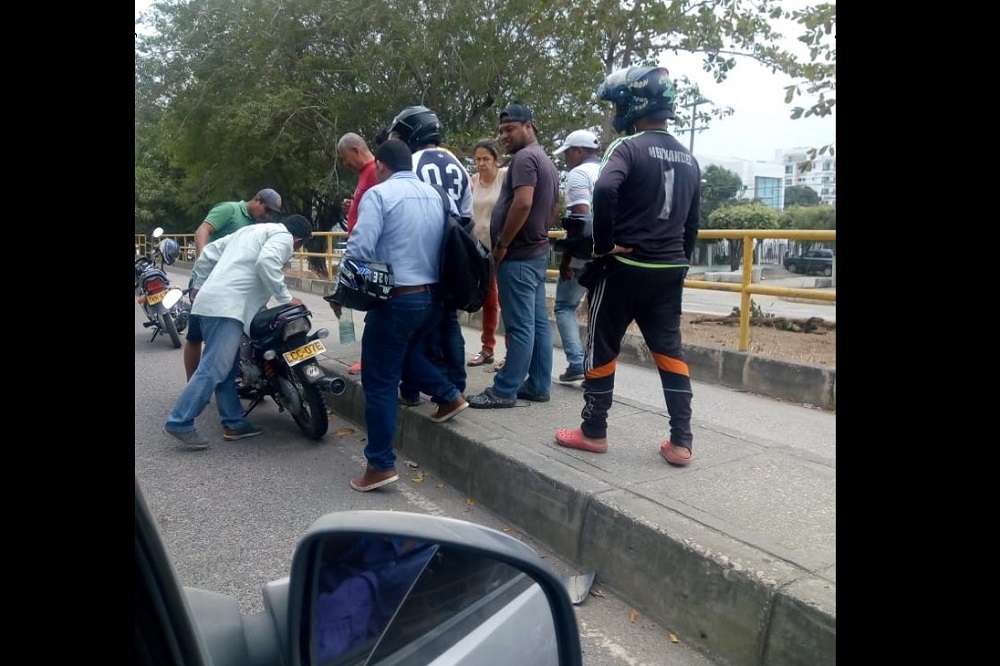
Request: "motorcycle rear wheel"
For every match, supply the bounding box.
[160,313,182,349]
[291,381,329,440]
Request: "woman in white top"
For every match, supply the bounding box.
[468,139,507,367]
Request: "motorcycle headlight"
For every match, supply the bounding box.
[283,318,310,339]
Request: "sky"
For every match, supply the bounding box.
[136,0,835,163]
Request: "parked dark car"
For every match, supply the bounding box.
[784,248,834,276]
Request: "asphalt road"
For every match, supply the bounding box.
[134,304,719,666]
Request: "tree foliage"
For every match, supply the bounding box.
[707,201,780,270]
[136,0,810,231]
[783,185,820,207]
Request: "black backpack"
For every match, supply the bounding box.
[430,185,491,313]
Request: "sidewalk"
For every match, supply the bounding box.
[323,311,834,666]
[166,266,835,666]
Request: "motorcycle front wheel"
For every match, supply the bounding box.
[160,312,182,349]
[291,381,329,440]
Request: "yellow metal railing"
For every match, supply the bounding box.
[685,229,836,351]
[135,227,834,353]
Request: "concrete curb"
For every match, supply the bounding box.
[457,309,836,411]
[171,263,834,410]
[317,357,835,666]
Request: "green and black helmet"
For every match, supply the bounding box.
[597,66,677,134]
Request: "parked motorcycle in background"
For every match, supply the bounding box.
[135,227,190,349]
[236,302,346,440]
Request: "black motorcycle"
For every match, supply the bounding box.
[135,228,189,348]
[236,302,346,440]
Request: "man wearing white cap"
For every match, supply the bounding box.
[552,129,601,383]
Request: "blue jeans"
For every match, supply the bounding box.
[399,306,466,404]
[165,316,248,432]
[362,292,460,470]
[555,267,586,372]
[494,255,552,399]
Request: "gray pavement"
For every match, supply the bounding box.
[156,266,836,664]
[135,299,719,665]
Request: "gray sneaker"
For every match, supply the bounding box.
[223,423,263,441]
[467,387,517,409]
[163,427,209,450]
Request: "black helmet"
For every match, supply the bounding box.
[597,66,677,134]
[388,105,443,151]
[326,257,395,311]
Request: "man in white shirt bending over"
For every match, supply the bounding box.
[163,216,311,449]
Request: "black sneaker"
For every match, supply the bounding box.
[558,367,585,384]
[517,389,550,402]
[467,387,517,409]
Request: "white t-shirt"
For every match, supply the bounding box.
[563,160,601,268]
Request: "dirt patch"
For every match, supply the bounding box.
[613,314,835,368]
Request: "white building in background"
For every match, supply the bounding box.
[690,154,789,267]
[777,147,836,206]
[695,154,786,211]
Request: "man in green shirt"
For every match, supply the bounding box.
[185,188,283,380]
[193,188,283,255]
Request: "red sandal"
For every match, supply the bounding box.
[555,428,608,453]
[659,440,693,466]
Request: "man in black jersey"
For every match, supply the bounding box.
[555,66,701,467]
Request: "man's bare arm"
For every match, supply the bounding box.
[194,222,213,257]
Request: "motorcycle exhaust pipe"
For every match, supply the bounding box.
[318,376,347,396]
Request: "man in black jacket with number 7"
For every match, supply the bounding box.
[555,66,701,467]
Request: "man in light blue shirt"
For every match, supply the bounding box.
[163,216,312,449]
[345,139,467,493]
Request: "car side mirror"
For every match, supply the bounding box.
[287,511,582,666]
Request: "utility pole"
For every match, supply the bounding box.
[680,96,712,153]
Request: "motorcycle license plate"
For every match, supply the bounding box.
[283,340,326,367]
[146,291,166,306]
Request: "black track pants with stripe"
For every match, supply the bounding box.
[581,260,693,447]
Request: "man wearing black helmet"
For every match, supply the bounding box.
[388,106,471,405]
[555,66,701,467]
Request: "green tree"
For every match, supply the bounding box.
[707,202,780,271]
[783,185,821,207]
[780,3,836,164]
[780,204,835,253]
[135,0,808,230]
[700,165,744,221]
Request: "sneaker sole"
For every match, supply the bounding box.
[163,427,209,450]
[350,474,400,492]
[518,395,551,403]
[557,376,585,385]
[468,401,517,409]
[224,431,263,441]
[430,401,469,423]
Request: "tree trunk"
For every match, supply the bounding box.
[729,239,742,271]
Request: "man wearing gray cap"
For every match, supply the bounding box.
[184,188,283,380]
